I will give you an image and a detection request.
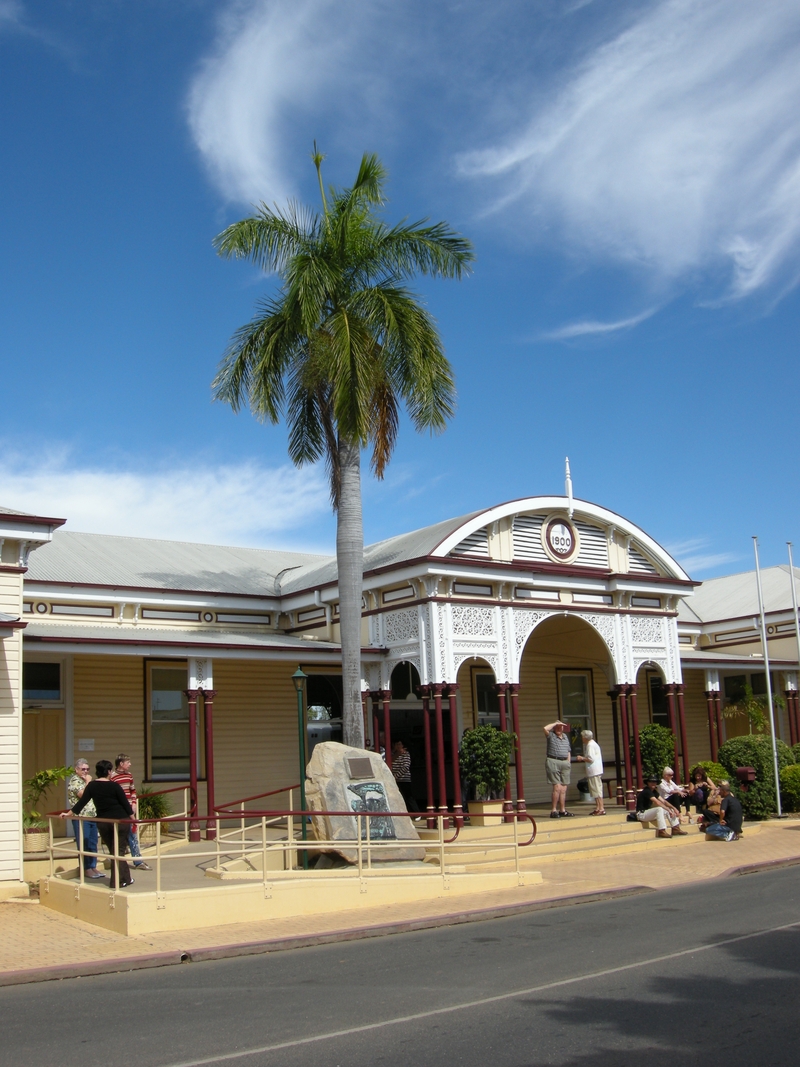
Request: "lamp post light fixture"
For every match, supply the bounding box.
[292,667,309,869]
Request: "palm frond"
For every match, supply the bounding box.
[377,219,475,279]
[368,378,399,479]
[213,201,318,275]
[212,299,301,422]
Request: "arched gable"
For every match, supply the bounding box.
[434,496,689,581]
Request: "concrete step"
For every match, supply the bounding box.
[438,822,761,872]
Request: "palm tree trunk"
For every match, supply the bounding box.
[336,437,365,748]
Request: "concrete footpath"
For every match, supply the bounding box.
[3,820,800,987]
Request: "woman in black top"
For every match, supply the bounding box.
[61,760,135,888]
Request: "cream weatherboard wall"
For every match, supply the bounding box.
[0,564,24,893]
[1,510,65,897]
[70,656,304,818]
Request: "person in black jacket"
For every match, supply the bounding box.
[61,760,135,888]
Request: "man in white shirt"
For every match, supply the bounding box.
[576,730,605,815]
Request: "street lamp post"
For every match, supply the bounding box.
[292,667,309,870]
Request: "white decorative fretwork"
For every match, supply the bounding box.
[629,614,664,647]
[633,656,668,680]
[453,652,499,675]
[513,609,555,663]
[450,604,496,637]
[383,607,419,645]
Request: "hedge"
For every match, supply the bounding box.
[636,724,677,781]
[780,765,800,812]
[717,735,794,820]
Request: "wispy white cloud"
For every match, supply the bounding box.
[538,308,656,341]
[666,538,740,577]
[188,0,335,204]
[459,0,800,300]
[0,0,23,28]
[0,450,331,551]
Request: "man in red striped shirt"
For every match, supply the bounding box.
[111,754,152,870]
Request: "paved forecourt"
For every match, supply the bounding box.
[1,818,799,985]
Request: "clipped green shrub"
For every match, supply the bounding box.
[780,765,800,812]
[717,735,794,820]
[689,761,728,784]
[459,725,514,802]
[792,742,800,764]
[636,724,676,781]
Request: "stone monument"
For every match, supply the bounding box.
[305,742,425,863]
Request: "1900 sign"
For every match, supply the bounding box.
[545,519,576,560]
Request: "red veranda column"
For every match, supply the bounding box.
[381,689,393,772]
[432,684,448,817]
[446,683,464,828]
[201,688,217,840]
[628,683,644,790]
[184,688,201,842]
[618,686,635,809]
[705,691,719,762]
[495,682,514,822]
[508,683,526,815]
[664,684,681,774]
[420,685,435,829]
[676,684,690,783]
[608,688,623,805]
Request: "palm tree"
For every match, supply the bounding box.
[212,149,474,747]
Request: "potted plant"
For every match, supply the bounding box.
[23,766,73,852]
[136,789,172,846]
[459,725,515,825]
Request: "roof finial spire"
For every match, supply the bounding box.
[565,456,573,519]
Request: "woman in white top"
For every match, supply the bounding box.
[576,730,605,815]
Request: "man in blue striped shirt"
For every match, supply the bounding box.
[544,720,573,818]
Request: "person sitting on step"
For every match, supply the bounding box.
[636,775,688,838]
[658,766,691,817]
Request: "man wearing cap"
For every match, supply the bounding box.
[544,720,574,819]
[636,775,687,837]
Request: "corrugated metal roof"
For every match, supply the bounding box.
[686,565,800,623]
[26,531,331,596]
[280,511,483,593]
[22,621,342,651]
[679,646,797,668]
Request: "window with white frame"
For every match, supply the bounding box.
[147,662,192,779]
[556,669,594,757]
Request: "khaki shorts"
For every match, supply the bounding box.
[546,757,571,785]
[587,774,603,799]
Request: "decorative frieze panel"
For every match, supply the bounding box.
[453,652,499,676]
[633,656,668,677]
[383,607,419,646]
[450,604,496,638]
[513,609,555,663]
[386,654,421,678]
[630,614,664,647]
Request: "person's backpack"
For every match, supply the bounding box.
[705,822,736,841]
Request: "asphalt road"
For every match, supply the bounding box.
[3,866,800,1067]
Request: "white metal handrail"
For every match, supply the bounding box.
[46,808,536,896]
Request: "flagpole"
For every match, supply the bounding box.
[788,542,800,686]
[565,457,573,519]
[753,536,782,816]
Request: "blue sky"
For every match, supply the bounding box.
[2,0,800,578]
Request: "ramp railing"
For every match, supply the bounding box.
[45,806,537,897]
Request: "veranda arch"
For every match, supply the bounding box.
[516,614,622,808]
